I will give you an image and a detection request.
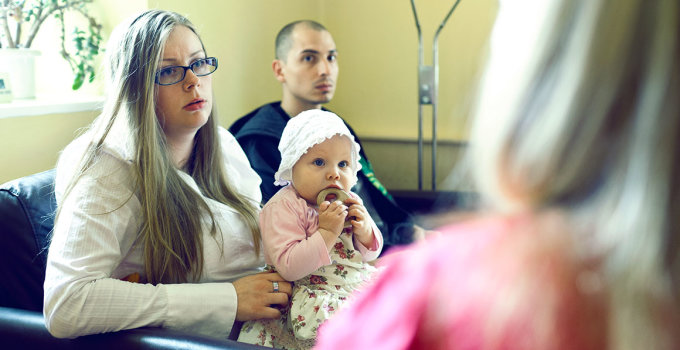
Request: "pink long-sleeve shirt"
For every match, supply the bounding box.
[315,214,608,350]
[260,185,382,281]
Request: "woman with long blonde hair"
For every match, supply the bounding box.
[44,10,292,339]
[316,0,680,348]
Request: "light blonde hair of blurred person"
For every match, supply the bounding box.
[58,10,260,284]
[467,0,679,348]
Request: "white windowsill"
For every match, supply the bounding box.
[0,94,104,119]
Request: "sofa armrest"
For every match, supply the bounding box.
[0,169,56,311]
[0,307,265,349]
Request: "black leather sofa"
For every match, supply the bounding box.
[0,170,264,349]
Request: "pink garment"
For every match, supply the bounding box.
[315,214,607,350]
[260,185,382,281]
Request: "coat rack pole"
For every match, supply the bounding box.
[410,0,424,190]
[410,0,462,191]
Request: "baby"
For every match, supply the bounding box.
[238,110,383,349]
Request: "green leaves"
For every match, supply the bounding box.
[67,23,101,90]
[72,71,84,90]
[1,0,102,89]
[50,1,102,90]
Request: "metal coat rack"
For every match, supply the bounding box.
[410,0,462,190]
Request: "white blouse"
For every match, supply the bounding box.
[43,126,264,339]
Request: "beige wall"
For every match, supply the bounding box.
[2,1,497,189]
[322,1,496,141]
[155,0,497,190]
[156,0,497,141]
[0,111,98,183]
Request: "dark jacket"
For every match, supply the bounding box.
[229,102,415,252]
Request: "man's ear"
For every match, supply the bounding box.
[272,59,286,83]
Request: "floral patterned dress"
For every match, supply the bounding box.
[237,231,377,349]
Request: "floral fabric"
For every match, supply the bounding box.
[238,231,376,349]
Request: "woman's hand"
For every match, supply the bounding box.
[233,272,292,321]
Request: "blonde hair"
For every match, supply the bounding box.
[468,0,679,348]
[60,10,260,284]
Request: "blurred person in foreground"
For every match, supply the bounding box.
[315,0,680,348]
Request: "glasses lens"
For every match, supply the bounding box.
[157,66,185,85]
[192,58,218,76]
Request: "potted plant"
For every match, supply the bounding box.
[0,0,102,98]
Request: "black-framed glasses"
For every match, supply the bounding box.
[155,57,218,86]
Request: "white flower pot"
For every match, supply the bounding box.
[0,48,41,99]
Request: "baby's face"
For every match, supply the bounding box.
[291,135,356,204]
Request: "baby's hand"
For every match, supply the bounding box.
[344,198,374,246]
[318,200,348,239]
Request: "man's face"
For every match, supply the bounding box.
[275,25,339,109]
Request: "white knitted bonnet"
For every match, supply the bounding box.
[274,109,362,186]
